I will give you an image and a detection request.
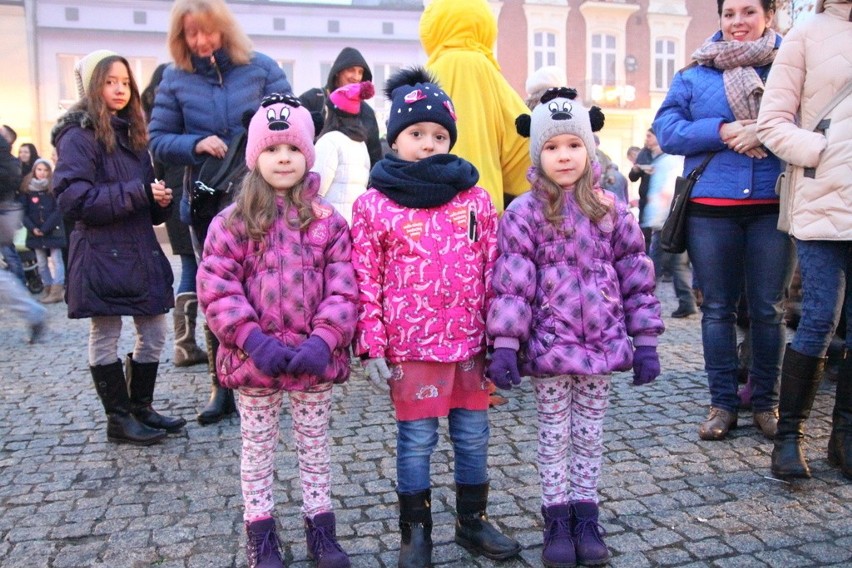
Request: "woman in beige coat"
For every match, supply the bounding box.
[757,0,852,481]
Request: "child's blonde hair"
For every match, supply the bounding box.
[228,169,317,242]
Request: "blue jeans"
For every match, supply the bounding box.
[396,408,489,494]
[650,231,696,312]
[791,239,852,357]
[687,213,794,413]
[2,244,25,284]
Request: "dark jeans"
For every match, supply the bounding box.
[791,239,852,357]
[687,213,794,413]
[396,408,489,494]
[1,244,25,284]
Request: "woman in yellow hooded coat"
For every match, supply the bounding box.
[420,0,531,213]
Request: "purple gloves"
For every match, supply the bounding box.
[244,329,297,377]
[632,345,660,386]
[286,335,332,377]
[486,348,522,390]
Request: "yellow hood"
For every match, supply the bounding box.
[420,0,501,70]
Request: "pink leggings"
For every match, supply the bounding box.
[532,374,610,506]
[238,385,333,522]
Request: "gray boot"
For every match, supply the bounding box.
[173,292,208,367]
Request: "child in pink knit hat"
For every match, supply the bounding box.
[311,81,375,224]
[198,93,357,568]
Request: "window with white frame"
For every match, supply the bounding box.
[533,31,557,70]
[370,63,401,137]
[654,39,677,90]
[591,34,616,87]
[276,60,295,88]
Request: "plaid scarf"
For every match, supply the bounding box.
[692,29,779,120]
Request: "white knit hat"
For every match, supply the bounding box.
[525,66,568,99]
[74,50,118,98]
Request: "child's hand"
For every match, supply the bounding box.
[363,357,392,387]
[632,346,660,386]
[243,329,297,377]
[151,179,173,207]
[486,348,522,390]
[286,335,332,377]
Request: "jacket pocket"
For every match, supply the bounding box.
[85,242,148,300]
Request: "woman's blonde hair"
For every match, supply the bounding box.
[532,158,611,229]
[70,55,148,154]
[228,169,317,242]
[168,0,252,72]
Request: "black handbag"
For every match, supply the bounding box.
[659,153,715,254]
[189,131,248,243]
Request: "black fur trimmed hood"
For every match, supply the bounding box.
[50,109,94,148]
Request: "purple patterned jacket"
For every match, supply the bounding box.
[197,174,357,390]
[487,188,664,377]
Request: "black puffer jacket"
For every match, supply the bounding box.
[298,47,383,167]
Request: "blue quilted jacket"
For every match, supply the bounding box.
[652,31,783,200]
[147,49,290,223]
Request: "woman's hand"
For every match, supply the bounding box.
[151,179,173,207]
[720,120,768,159]
[195,135,228,159]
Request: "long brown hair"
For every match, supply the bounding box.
[228,169,317,242]
[168,0,252,72]
[532,158,612,229]
[71,55,148,154]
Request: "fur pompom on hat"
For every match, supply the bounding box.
[74,49,118,99]
[384,66,458,149]
[245,93,316,171]
[329,81,375,116]
[516,87,605,168]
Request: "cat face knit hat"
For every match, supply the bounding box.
[245,93,316,171]
[516,87,605,168]
[329,81,375,116]
[384,66,457,149]
[74,49,118,98]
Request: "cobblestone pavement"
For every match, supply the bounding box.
[2,264,851,568]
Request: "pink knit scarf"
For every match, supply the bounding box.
[692,29,779,120]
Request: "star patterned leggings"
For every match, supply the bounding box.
[237,384,333,522]
[532,374,610,505]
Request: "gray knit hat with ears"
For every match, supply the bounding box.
[516,87,605,168]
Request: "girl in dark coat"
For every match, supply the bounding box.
[20,158,66,303]
[53,51,184,446]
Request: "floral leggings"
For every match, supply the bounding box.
[532,374,610,506]
[238,384,333,522]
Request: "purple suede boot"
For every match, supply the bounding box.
[305,511,350,568]
[570,501,609,566]
[245,517,284,568]
[541,504,575,568]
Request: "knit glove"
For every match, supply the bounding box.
[632,345,661,386]
[243,329,297,377]
[486,348,522,390]
[286,335,332,377]
[364,357,392,387]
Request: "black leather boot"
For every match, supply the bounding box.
[771,346,825,479]
[126,353,186,432]
[398,490,432,568]
[90,361,166,446]
[828,354,852,479]
[197,323,237,425]
[454,482,521,560]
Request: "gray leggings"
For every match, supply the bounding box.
[89,315,167,366]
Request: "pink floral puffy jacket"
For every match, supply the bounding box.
[198,177,357,390]
[351,186,498,363]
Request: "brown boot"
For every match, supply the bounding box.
[42,284,64,304]
[753,409,779,439]
[173,292,207,367]
[698,407,738,441]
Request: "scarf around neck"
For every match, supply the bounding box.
[370,153,479,209]
[27,177,50,193]
[692,29,778,120]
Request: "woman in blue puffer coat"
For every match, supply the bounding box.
[653,0,794,442]
[148,0,290,425]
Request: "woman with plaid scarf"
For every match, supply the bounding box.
[653,0,793,443]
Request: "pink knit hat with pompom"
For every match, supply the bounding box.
[328,81,375,116]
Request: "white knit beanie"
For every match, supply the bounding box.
[525,66,568,99]
[74,50,118,99]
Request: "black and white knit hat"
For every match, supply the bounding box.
[384,66,458,149]
[516,87,605,168]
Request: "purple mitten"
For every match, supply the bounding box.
[486,348,522,390]
[244,329,297,377]
[286,335,332,377]
[632,345,660,386]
